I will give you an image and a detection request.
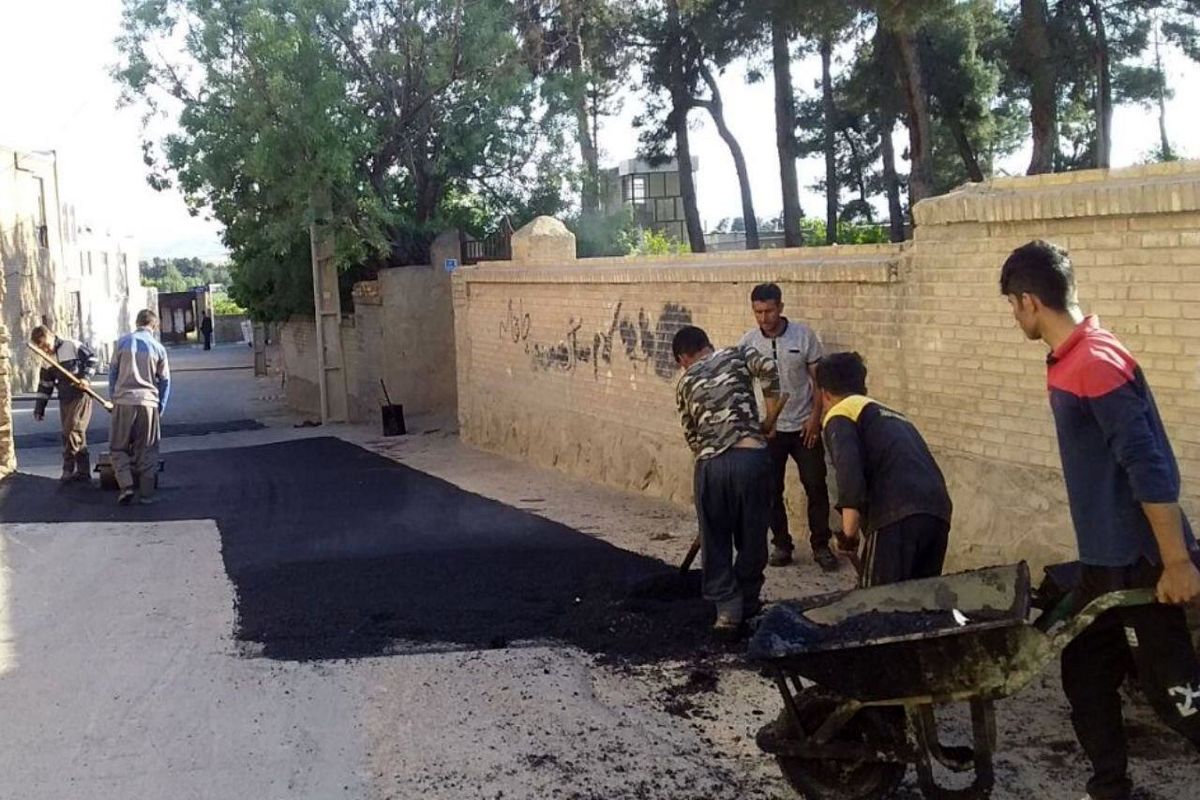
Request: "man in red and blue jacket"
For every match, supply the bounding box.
[1001,240,1200,800]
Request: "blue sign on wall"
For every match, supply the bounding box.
[444,258,459,273]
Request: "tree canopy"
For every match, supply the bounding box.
[116,0,1200,318]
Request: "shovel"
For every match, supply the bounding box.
[379,379,406,436]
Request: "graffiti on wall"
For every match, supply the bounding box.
[499,299,693,380]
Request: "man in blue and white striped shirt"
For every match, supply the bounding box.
[109,308,171,505]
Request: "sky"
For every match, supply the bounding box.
[2,0,1198,260]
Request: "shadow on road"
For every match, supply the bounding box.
[13,419,265,449]
[0,437,716,663]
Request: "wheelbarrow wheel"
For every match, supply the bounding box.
[773,690,906,800]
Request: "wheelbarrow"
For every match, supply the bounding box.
[748,562,1154,799]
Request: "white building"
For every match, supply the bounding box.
[1,145,146,389]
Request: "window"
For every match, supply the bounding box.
[86,252,93,276]
[623,175,648,205]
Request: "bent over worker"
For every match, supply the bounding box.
[109,309,171,506]
[673,325,784,633]
[30,325,98,482]
[815,352,952,587]
[1001,240,1200,800]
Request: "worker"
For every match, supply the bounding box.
[1000,240,1200,800]
[30,325,98,483]
[739,283,838,571]
[109,309,171,506]
[200,311,214,351]
[815,351,952,587]
[673,325,784,633]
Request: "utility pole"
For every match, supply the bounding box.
[309,187,348,423]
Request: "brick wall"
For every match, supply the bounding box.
[280,263,458,423]
[453,162,1200,570]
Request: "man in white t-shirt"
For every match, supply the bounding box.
[739,283,838,571]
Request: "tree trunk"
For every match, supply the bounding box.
[879,110,906,242]
[565,11,600,215]
[1153,14,1173,160]
[700,65,759,249]
[667,0,706,252]
[772,15,803,246]
[821,35,838,245]
[894,30,934,209]
[841,129,870,216]
[947,115,985,182]
[1084,0,1112,168]
[1021,0,1057,174]
[575,83,601,214]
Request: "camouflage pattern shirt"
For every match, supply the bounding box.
[676,346,781,460]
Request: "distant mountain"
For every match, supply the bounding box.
[141,233,229,263]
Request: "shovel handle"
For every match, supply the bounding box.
[679,533,702,575]
[379,379,395,407]
[26,343,114,413]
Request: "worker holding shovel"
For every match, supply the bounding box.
[29,325,99,483]
[673,325,785,634]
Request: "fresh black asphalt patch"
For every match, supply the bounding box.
[13,418,265,449]
[0,436,717,662]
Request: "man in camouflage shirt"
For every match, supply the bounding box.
[673,325,785,632]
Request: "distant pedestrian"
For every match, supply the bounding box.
[1001,240,1200,800]
[673,325,785,633]
[815,352,952,587]
[109,309,171,505]
[200,311,214,351]
[30,326,98,483]
[740,283,838,571]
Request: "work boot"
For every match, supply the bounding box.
[59,468,75,483]
[713,600,742,634]
[137,495,157,506]
[768,545,794,567]
[813,544,840,573]
[117,489,135,506]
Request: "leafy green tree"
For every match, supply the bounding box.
[520,0,632,213]
[116,0,570,320]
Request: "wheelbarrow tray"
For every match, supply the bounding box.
[749,563,1041,703]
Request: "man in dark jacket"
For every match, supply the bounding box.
[200,311,214,350]
[816,352,952,587]
[31,325,99,482]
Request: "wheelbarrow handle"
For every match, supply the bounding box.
[1045,588,1157,650]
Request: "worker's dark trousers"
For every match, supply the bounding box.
[59,393,93,478]
[203,332,212,350]
[109,404,161,498]
[765,431,832,553]
[1061,561,1200,800]
[861,514,949,588]
[694,446,772,616]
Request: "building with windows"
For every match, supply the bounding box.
[1,145,146,389]
[600,157,699,244]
